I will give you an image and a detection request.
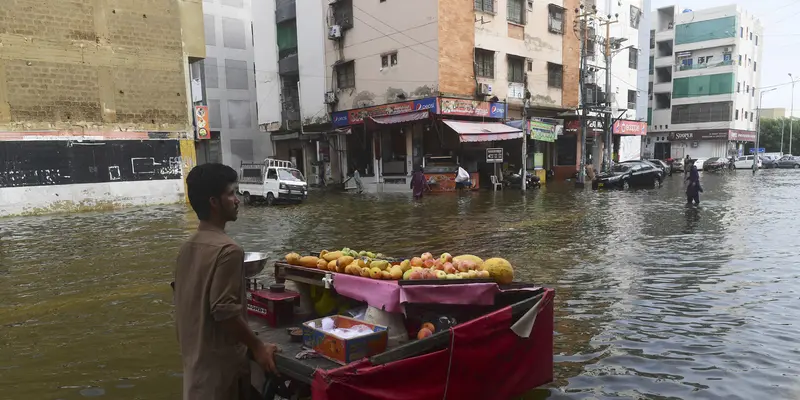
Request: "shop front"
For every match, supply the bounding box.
[330,97,508,192]
[666,129,754,160]
[612,120,647,162]
[552,118,603,181]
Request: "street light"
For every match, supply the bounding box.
[754,87,777,173]
[790,73,797,155]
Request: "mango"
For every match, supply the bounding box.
[337,256,355,268]
[483,258,514,284]
[369,267,382,279]
[299,256,320,268]
[319,250,329,259]
[356,258,367,268]
[400,259,411,272]
[316,259,328,269]
[350,265,362,276]
[370,260,390,271]
[360,267,371,278]
[381,270,392,280]
[327,260,337,271]
[389,266,403,280]
[323,251,344,262]
[285,252,301,265]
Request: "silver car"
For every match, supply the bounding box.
[776,156,800,169]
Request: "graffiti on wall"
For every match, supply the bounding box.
[0,140,182,188]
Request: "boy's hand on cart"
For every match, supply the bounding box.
[254,342,281,375]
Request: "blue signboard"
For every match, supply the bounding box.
[489,102,506,119]
[331,111,349,127]
[749,148,765,154]
[330,97,506,127]
[413,97,437,112]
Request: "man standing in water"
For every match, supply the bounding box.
[686,165,703,206]
[410,166,427,200]
[174,163,279,400]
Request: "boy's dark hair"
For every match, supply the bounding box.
[186,163,238,220]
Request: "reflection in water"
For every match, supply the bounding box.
[1,171,800,399]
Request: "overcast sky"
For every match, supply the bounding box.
[649,0,800,113]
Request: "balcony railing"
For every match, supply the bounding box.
[676,59,734,72]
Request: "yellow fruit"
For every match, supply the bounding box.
[299,256,320,268]
[316,259,328,269]
[360,267,371,278]
[369,267,383,279]
[381,270,392,280]
[483,258,515,284]
[285,253,301,265]
[356,258,367,268]
[326,260,337,270]
[402,269,414,280]
[370,260,390,271]
[320,250,329,259]
[400,260,411,272]
[337,256,355,269]
[389,266,403,280]
[323,251,344,262]
[453,255,484,269]
[351,265,362,276]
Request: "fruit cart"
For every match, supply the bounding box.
[247,252,554,400]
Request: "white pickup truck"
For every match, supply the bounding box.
[238,159,308,205]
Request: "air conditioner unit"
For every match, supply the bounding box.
[477,83,493,96]
[324,91,338,104]
[328,25,342,39]
[723,47,731,53]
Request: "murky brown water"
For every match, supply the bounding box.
[2,170,800,399]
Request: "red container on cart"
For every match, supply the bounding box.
[246,289,299,327]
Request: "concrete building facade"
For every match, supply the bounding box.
[0,0,205,216]
[645,4,762,160]
[201,0,271,168]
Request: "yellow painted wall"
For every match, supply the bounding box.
[179,139,197,204]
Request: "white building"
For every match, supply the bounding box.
[645,4,763,160]
[202,0,272,168]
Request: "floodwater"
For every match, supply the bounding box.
[2,169,800,400]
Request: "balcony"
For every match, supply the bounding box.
[278,54,299,75]
[276,0,296,24]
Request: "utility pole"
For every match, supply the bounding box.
[755,88,777,174]
[576,5,594,188]
[790,73,796,155]
[781,117,785,155]
[522,94,529,191]
[601,15,618,173]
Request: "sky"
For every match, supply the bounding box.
[649,0,800,114]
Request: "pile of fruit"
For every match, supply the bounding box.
[284,249,515,285]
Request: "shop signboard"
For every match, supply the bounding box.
[728,129,756,142]
[440,98,490,117]
[486,148,503,163]
[331,97,439,127]
[667,131,729,141]
[413,97,437,112]
[612,120,647,136]
[529,118,557,142]
[194,106,210,140]
[489,103,506,118]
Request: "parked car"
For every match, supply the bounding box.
[671,160,686,173]
[648,159,672,176]
[592,161,663,190]
[733,155,762,169]
[693,158,708,170]
[703,157,727,171]
[776,156,800,169]
[762,155,780,169]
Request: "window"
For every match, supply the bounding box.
[507,0,524,24]
[738,55,742,66]
[648,81,653,94]
[735,109,739,120]
[474,0,493,13]
[630,5,641,29]
[737,82,740,93]
[548,4,564,34]
[671,101,733,124]
[650,32,655,48]
[740,27,743,38]
[628,47,638,69]
[527,60,533,71]
[627,90,637,109]
[381,52,397,68]
[336,61,355,88]
[750,112,753,122]
[744,111,748,119]
[754,61,757,72]
[474,49,494,78]
[750,32,753,40]
[752,87,755,97]
[507,56,525,83]
[746,84,749,93]
[649,56,654,74]
[547,62,563,88]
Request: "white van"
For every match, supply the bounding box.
[238,159,308,205]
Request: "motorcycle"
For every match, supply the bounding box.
[504,169,541,189]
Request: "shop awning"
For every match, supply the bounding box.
[366,110,430,127]
[443,120,524,143]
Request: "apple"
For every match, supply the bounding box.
[444,264,457,274]
[409,270,423,280]
[410,257,424,267]
[421,252,434,261]
[423,258,435,268]
[435,270,447,280]
[440,253,453,263]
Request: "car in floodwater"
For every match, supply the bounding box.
[592,161,663,190]
[703,157,728,171]
[776,156,800,169]
[648,159,672,176]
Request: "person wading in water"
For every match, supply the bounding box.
[410,166,428,200]
[685,165,703,206]
[173,163,279,400]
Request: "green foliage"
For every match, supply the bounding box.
[759,118,797,155]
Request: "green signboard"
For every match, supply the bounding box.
[529,120,557,142]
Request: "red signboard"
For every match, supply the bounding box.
[348,101,414,124]
[439,98,490,117]
[728,129,756,142]
[612,120,647,136]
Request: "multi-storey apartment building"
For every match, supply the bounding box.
[645,5,763,160]
[253,0,648,189]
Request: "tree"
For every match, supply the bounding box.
[759,118,798,155]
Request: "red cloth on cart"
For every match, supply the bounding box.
[311,288,554,400]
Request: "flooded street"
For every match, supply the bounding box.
[2,170,800,400]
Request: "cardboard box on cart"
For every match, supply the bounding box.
[301,315,388,365]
